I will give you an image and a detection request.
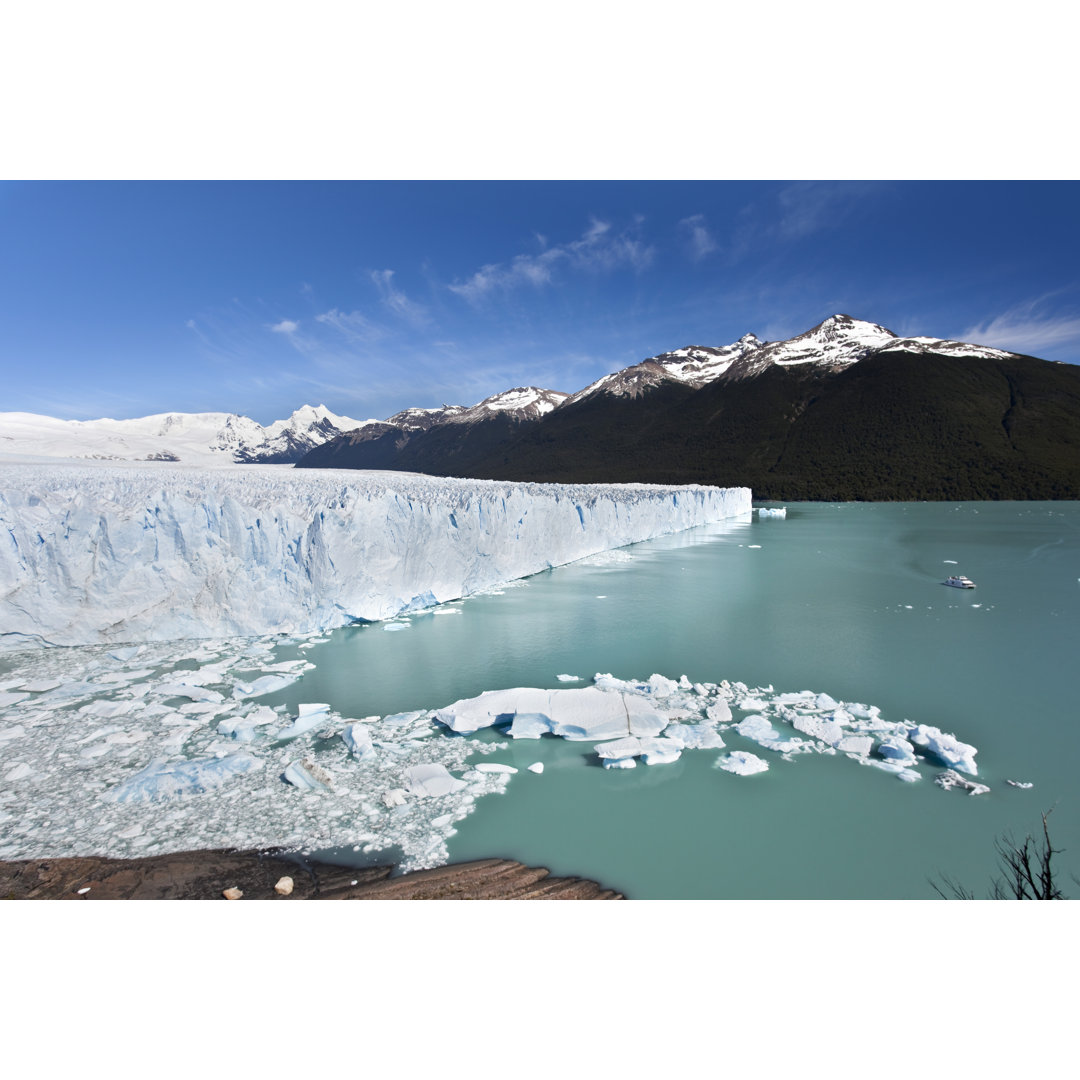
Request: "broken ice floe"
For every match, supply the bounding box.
[757,507,787,518]
[1006,779,1034,789]
[0,630,990,874]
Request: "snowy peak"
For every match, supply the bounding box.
[451,387,571,424]
[567,335,764,405]
[386,404,470,432]
[0,405,372,466]
[723,314,898,380]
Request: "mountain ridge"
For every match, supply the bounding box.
[298,316,1080,501]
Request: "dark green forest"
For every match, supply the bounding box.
[299,351,1080,501]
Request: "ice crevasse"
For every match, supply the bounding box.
[0,464,751,648]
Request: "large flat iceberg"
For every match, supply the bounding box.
[0,464,750,649]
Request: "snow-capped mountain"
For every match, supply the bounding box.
[567,335,764,405]
[0,405,371,465]
[568,315,1024,401]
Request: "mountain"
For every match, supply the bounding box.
[0,405,371,466]
[298,316,1080,501]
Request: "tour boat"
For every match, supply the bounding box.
[942,574,976,589]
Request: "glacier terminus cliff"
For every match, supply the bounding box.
[0,464,751,649]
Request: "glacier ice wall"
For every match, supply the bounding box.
[0,464,751,648]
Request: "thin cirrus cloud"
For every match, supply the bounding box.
[448,218,655,303]
[962,297,1080,355]
[370,269,429,324]
[679,214,717,260]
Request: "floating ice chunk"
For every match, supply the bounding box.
[757,507,786,518]
[908,724,979,775]
[77,699,134,718]
[935,769,990,796]
[716,751,769,775]
[0,725,26,743]
[815,693,840,711]
[341,723,377,761]
[556,674,581,682]
[527,762,544,774]
[1006,779,1034,789]
[774,691,815,705]
[639,737,682,766]
[647,674,680,697]
[383,788,407,808]
[877,735,917,765]
[233,674,299,699]
[603,757,636,769]
[276,703,331,740]
[943,560,958,564]
[0,692,30,708]
[217,706,279,743]
[837,735,874,757]
[156,682,225,704]
[435,686,663,742]
[595,736,643,760]
[670,724,726,750]
[404,764,466,798]
[383,623,409,632]
[4,762,33,781]
[791,714,845,746]
[473,763,518,774]
[706,700,732,724]
[736,715,777,741]
[282,758,333,792]
[623,695,668,738]
[104,753,263,803]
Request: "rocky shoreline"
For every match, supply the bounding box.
[0,849,624,900]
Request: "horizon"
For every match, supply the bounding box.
[2,181,1078,426]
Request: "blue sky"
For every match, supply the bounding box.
[3,180,1078,424]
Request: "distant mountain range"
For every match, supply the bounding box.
[0,404,369,466]
[298,315,1080,500]
[6,314,1079,499]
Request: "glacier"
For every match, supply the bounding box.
[0,463,751,649]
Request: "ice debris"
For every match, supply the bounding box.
[1006,779,1034,789]
[935,769,990,796]
[105,753,264,803]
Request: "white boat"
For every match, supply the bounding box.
[942,574,976,589]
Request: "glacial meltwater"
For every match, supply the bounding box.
[2,501,1078,898]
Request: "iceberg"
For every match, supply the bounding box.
[907,724,979,775]
[435,686,668,742]
[0,463,751,648]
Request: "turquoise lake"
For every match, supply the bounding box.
[285,501,1080,899]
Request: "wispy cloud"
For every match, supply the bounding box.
[962,293,1080,355]
[269,319,299,334]
[313,307,384,343]
[370,269,429,325]
[729,182,886,263]
[679,214,717,260]
[449,218,655,303]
